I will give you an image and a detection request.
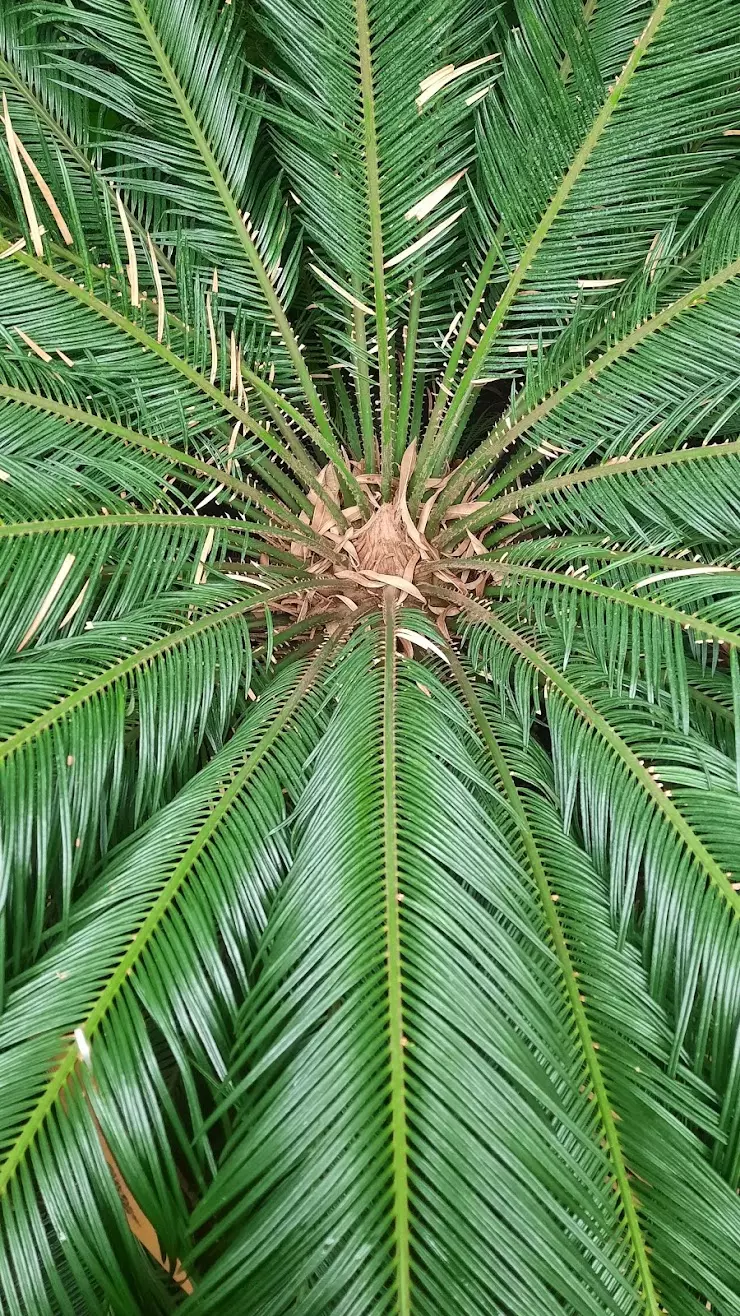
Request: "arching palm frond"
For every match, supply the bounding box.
[2,2,740,1313]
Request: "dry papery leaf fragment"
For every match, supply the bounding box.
[12,131,74,245]
[2,91,44,257]
[115,190,140,307]
[17,553,76,651]
[416,54,501,109]
[52,1039,194,1295]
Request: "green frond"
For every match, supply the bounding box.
[436,248,740,534]
[251,0,495,486]
[0,652,329,1310]
[464,604,740,1160]
[486,438,740,548]
[414,0,740,499]
[0,234,333,513]
[38,0,350,459]
[528,797,740,1311]
[466,0,740,375]
[449,549,740,737]
[0,580,316,987]
[0,383,329,538]
[0,395,182,517]
[188,629,652,1313]
[50,0,296,314]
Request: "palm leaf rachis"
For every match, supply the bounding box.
[1,0,740,1312]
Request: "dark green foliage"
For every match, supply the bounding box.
[1,1,740,1312]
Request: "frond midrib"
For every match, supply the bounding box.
[355,0,392,495]
[441,558,740,651]
[381,594,412,1311]
[0,512,255,539]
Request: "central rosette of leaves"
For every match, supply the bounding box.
[354,503,417,577]
[272,445,499,634]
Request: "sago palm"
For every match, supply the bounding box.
[1,0,740,1311]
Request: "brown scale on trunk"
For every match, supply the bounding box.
[248,444,505,639]
[354,503,418,577]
